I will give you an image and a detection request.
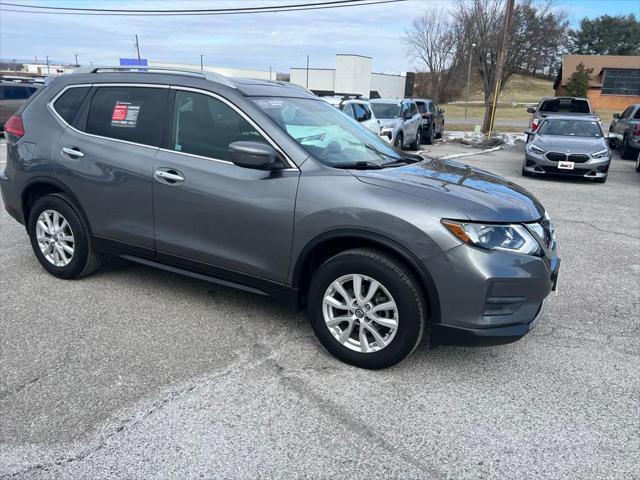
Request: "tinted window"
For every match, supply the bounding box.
[416,102,426,114]
[53,87,90,125]
[634,107,640,120]
[86,87,166,147]
[2,85,31,100]
[539,98,590,114]
[171,90,262,161]
[353,103,371,122]
[620,106,632,119]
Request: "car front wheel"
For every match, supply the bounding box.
[307,248,426,369]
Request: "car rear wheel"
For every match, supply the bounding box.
[307,248,426,369]
[636,153,640,172]
[28,194,102,279]
[423,124,434,145]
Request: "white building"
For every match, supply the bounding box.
[290,54,410,98]
[149,62,272,80]
[23,63,70,76]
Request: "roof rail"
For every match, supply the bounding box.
[71,66,236,88]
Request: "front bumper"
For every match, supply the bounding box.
[426,241,560,347]
[524,152,610,179]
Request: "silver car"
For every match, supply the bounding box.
[523,115,611,183]
[369,99,422,150]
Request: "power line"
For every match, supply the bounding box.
[0,0,407,16]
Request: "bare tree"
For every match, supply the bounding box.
[404,9,460,102]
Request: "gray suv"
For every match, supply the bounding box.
[0,67,560,369]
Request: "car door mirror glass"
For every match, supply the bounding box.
[527,107,535,114]
[228,141,284,170]
[612,113,620,119]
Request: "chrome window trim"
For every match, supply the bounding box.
[169,85,299,171]
[47,83,169,151]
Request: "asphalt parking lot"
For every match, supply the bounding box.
[1,137,639,480]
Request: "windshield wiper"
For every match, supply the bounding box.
[333,161,383,170]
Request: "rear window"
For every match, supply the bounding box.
[537,119,602,137]
[1,85,33,100]
[85,86,166,147]
[539,98,590,114]
[53,87,90,125]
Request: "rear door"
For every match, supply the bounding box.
[152,87,299,283]
[53,84,167,251]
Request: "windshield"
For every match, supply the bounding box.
[370,102,401,119]
[537,119,602,137]
[253,97,410,168]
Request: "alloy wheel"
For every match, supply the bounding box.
[36,209,75,267]
[322,273,399,353]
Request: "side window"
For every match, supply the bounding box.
[340,103,355,118]
[3,86,30,100]
[53,87,90,125]
[621,107,632,119]
[86,87,166,147]
[353,103,370,122]
[171,90,262,161]
[416,102,426,114]
[409,102,418,116]
[634,107,640,120]
[431,103,439,113]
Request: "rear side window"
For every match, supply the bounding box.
[340,103,355,118]
[170,90,262,161]
[86,86,166,147]
[353,103,371,122]
[53,87,90,125]
[1,85,31,100]
[634,108,640,120]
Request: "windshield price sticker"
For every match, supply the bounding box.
[111,102,140,128]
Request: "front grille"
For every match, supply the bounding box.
[568,154,590,163]
[546,152,566,162]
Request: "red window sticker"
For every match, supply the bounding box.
[112,102,128,122]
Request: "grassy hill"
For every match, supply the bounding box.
[459,74,555,105]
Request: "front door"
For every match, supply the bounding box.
[152,88,299,284]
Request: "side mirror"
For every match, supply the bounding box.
[228,141,284,170]
[527,107,535,114]
[403,112,412,120]
[612,113,620,119]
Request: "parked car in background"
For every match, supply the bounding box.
[526,96,597,136]
[370,99,422,150]
[1,67,560,369]
[413,99,444,145]
[1,82,41,130]
[608,104,640,159]
[523,115,610,183]
[322,95,380,134]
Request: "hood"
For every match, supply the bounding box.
[378,118,401,129]
[352,158,544,223]
[534,135,606,153]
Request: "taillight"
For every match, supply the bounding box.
[4,115,25,138]
[633,124,640,136]
[531,118,540,131]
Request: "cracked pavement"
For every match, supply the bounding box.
[1,139,639,479]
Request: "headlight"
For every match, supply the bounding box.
[441,220,539,255]
[527,143,546,155]
[590,148,609,158]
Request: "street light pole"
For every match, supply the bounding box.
[465,43,476,119]
[75,53,79,68]
[306,55,309,89]
[200,54,204,71]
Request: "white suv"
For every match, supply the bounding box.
[322,96,380,134]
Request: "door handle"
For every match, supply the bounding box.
[155,169,185,183]
[62,147,84,158]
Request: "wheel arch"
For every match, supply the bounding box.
[21,177,92,235]
[291,229,441,323]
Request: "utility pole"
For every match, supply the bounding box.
[482,0,515,135]
[200,54,204,71]
[306,55,309,89]
[465,43,476,119]
[134,34,141,63]
[46,55,50,75]
[269,66,272,81]
[74,53,79,68]
[12,59,16,72]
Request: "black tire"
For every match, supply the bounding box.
[621,135,638,160]
[435,122,443,139]
[409,129,421,151]
[307,248,426,369]
[423,124,434,145]
[608,130,616,149]
[394,132,403,150]
[636,154,640,172]
[28,194,102,279]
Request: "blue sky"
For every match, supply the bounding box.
[1,0,638,73]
